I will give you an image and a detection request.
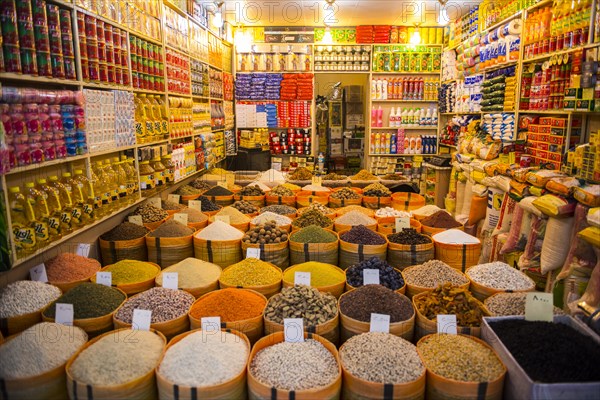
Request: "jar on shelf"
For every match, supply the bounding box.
[139,160,156,192]
[151,155,166,188]
[161,154,175,185]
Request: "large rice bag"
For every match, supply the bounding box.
[483,188,505,231]
[518,215,547,270]
[468,195,488,226]
[492,193,517,237]
[540,216,575,274]
[533,194,576,217]
[587,208,600,227]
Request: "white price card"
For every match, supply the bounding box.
[128,215,143,226]
[147,197,161,208]
[76,243,91,257]
[132,309,152,331]
[294,272,311,286]
[167,194,181,204]
[162,272,179,290]
[215,215,230,224]
[55,303,74,326]
[311,176,322,186]
[395,217,410,232]
[437,314,457,335]
[217,182,228,188]
[189,200,202,211]
[370,313,390,333]
[96,272,112,287]
[284,318,304,342]
[30,263,48,282]
[201,316,222,333]
[173,213,188,226]
[363,269,380,285]
[525,293,553,322]
[246,247,261,259]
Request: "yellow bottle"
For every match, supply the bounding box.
[121,155,139,201]
[112,157,128,206]
[134,95,147,144]
[93,161,113,211]
[149,96,164,139]
[139,160,156,193]
[103,159,120,209]
[140,94,156,142]
[155,96,170,139]
[8,187,37,257]
[151,154,166,188]
[74,169,96,222]
[48,175,75,231]
[36,178,63,240]
[24,182,51,246]
[88,163,106,218]
[62,172,86,227]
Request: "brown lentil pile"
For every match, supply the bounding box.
[43,283,126,319]
[363,183,392,197]
[176,207,208,223]
[270,185,294,197]
[340,285,413,323]
[417,334,505,382]
[484,292,565,316]
[330,188,361,200]
[264,285,337,326]
[129,204,168,223]
[45,253,101,283]
[114,287,195,324]
[403,260,469,288]
[147,219,194,238]
[189,179,211,191]
[292,209,333,229]
[288,167,313,180]
[420,210,462,229]
[232,200,259,214]
[100,222,150,241]
[414,283,488,327]
[240,185,265,196]
[243,221,289,244]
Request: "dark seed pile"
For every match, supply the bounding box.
[339,285,414,323]
[346,257,404,290]
[340,225,386,245]
[387,228,431,245]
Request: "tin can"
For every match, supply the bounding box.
[36,50,51,76]
[61,35,74,57]
[113,46,121,65]
[122,67,129,85]
[97,40,106,62]
[84,14,96,38]
[1,6,19,46]
[75,10,84,32]
[86,38,98,60]
[112,28,121,49]
[103,23,112,44]
[98,62,108,82]
[80,58,89,79]
[131,71,139,87]
[105,44,114,64]
[20,48,37,75]
[18,20,35,49]
[95,20,104,45]
[33,25,50,53]
[50,53,64,77]
[78,36,87,58]
[115,66,122,84]
[63,56,75,79]
[120,48,127,67]
[48,29,62,54]
[3,44,21,72]
[142,56,148,74]
[59,9,71,34]
[88,60,99,81]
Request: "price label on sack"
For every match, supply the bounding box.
[525,293,553,322]
[312,176,322,187]
[225,174,235,187]
[167,194,181,204]
[162,272,179,290]
[132,309,152,331]
[370,313,390,333]
[128,215,143,226]
[55,303,74,326]
[363,269,380,285]
[147,197,161,208]
[284,318,304,342]
[217,181,228,189]
[96,272,112,287]
[76,243,91,257]
[246,247,261,259]
[215,215,230,224]
[395,217,410,232]
[437,314,458,335]
[201,316,221,333]
[173,213,188,226]
[294,272,311,286]
[189,200,202,212]
[30,263,48,282]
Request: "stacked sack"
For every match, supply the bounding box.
[280,74,298,100]
[481,67,517,112]
[266,103,278,128]
[356,25,374,43]
[249,74,267,100]
[296,73,314,100]
[264,74,283,100]
[438,82,456,113]
[483,113,516,141]
[373,26,391,43]
[441,50,457,82]
[235,74,253,100]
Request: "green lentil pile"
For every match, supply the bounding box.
[43,283,126,319]
[129,204,169,223]
[177,185,204,196]
[292,209,333,229]
[331,188,361,200]
[363,183,392,197]
[243,222,289,244]
[270,185,294,196]
[290,225,337,243]
[240,185,265,196]
[220,258,281,287]
[264,285,337,326]
[261,205,297,215]
[417,334,505,382]
[100,222,149,241]
[148,219,194,238]
[232,200,259,214]
[100,260,158,285]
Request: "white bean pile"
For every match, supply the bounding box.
[0,281,61,318]
[467,262,534,290]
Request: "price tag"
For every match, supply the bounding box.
[55,303,74,326]
[201,316,222,333]
[246,247,261,259]
[437,314,458,334]
[225,174,235,187]
[76,243,91,257]
[395,217,410,232]
[284,318,304,342]
[173,213,188,226]
[189,200,202,211]
[525,293,553,322]
[30,264,48,282]
[128,215,144,226]
[363,269,380,285]
[132,309,152,331]
[162,272,179,290]
[96,272,112,287]
[294,272,311,286]
[370,313,390,333]
[217,181,228,188]
[215,215,230,224]
[311,176,322,186]
[147,197,161,208]
[167,194,181,204]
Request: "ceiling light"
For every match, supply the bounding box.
[410,27,421,45]
[212,1,224,28]
[235,27,252,53]
[322,26,333,44]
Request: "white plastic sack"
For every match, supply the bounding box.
[540,216,575,274]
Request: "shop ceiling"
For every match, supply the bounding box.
[215,0,482,27]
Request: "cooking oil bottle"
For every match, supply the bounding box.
[92,161,113,213]
[48,175,75,232]
[62,172,86,227]
[134,95,146,144]
[8,186,37,257]
[112,156,128,206]
[74,169,96,222]
[23,182,52,246]
[36,178,63,240]
[121,155,139,202]
[103,159,120,209]
[140,94,156,142]
[155,95,169,139]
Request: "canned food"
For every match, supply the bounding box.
[96,20,104,44]
[18,20,35,49]
[50,53,65,77]
[103,23,112,44]
[105,44,114,64]
[64,56,75,79]
[3,44,22,72]
[97,41,106,62]
[84,15,96,38]
[114,67,122,84]
[59,9,72,35]
[36,51,52,76]
[62,36,74,57]
[20,48,38,75]
[98,62,107,82]
[86,39,98,60]
[88,60,99,81]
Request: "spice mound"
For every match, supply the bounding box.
[336,205,375,217]
[251,212,292,226]
[382,173,407,181]
[340,225,386,245]
[363,183,392,197]
[177,185,204,196]
[162,200,185,211]
[414,283,488,327]
[0,281,61,318]
[189,179,211,191]
[290,225,337,243]
[195,221,245,241]
[484,292,564,316]
[197,196,221,211]
[156,258,221,289]
[69,330,164,386]
[203,186,234,196]
[45,253,101,284]
[346,257,404,290]
[340,332,424,384]
[467,262,534,291]
[323,172,347,181]
[288,167,313,181]
[264,285,337,326]
[331,188,361,200]
[420,210,462,228]
[292,209,333,229]
[298,203,333,215]
[100,222,149,241]
[176,207,208,223]
[43,283,125,319]
[232,200,259,214]
[148,219,194,238]
[351,169,377,181]
[243,222,288,244]
[211,206,251,224]
[283,262,345,287]
[403,260,469,288]
[100,260,159,285]
[387,228,431,245]
[250,339,338,391]
[488,319,600,383]
[189,288,266,322]
[240,185,265,196]
[159,330,249,387]
[340,285,413,323]
[270,185,294,197]
[220,258,282,287]
[129,203,168,223]
[417,334,504,382]
[0,323,87,380]
[261,204,297,215]
[335,211,376,226]
[114,287,195,324]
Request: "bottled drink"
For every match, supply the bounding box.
[8,187,37,257]
[36,178,63,240]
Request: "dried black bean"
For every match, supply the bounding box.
[340,225,385,245]
[346,257,404,290]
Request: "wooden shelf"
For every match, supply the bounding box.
[371,99,438,103]
[4,154,88,175]
[82,81,132,91]
[480,11,523,34]
[371,126,438,130]
[88,146,136,158]
[0,72,80,86]
[133,88,166,95]
[371,71,441,75]
[369,153,432,156]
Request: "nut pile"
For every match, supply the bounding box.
[484,292,564,316]
[197,196,221,212]
[288,167,313,180]
[264,285,337,326]
[340,225,386,245]
[363,183,392,197]
[261,205,297,215]
[346,257,404,290]
[189,179,212,191]
[339,285,414,323]
[387,228,431,245]
[292,209,333,229]
[129,203,168,223]
[101,222,149,241]
[381,173,407,181]
[414,283,488,327]
[232,200,259,214]
[0,281,61,318]
[375,207,411,218]
[299,203,333,215]
[114,287,195,324]
[270,185,295,197]
[351,170,377,181]
[204,186,234,196]
[340,333,424,384]
[242,222,289,244]
[403,260,469,288]
[466,262,534,290]
[240,185,265,196]
[330,188,361,200]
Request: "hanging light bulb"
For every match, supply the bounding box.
[212,1,224,28]
[322,26,333,44]
[410,26,421,45]
[235,27,252,53]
